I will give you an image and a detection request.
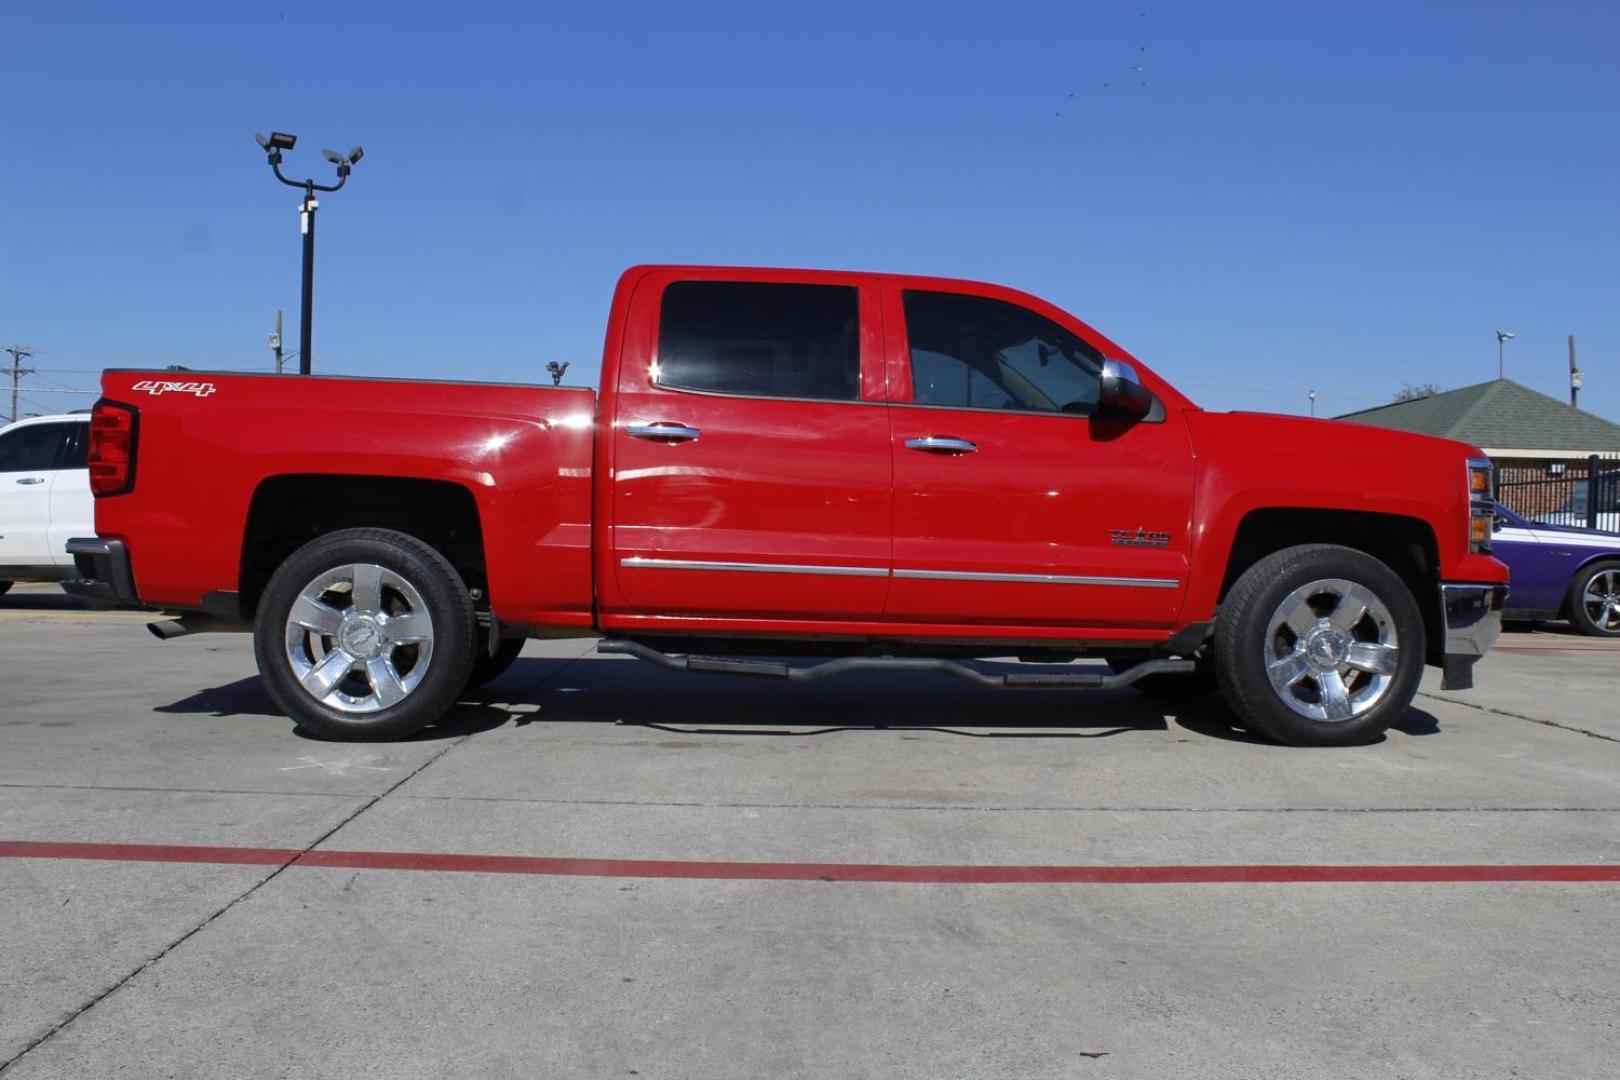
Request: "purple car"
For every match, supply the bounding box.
[1492,505,1620,636]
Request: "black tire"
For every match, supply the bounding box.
[253,528,478,741]
[1213,544,1425,747]
[1105,655,1218,698]
[0,582,11,597]
[467,637,526,689]
[1565,560,1620,637]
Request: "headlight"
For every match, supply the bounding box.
[1467,457,1494,553]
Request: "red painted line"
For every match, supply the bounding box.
[3,840,1618,884]
[1497,645,1620,653]
[0,841,298,867]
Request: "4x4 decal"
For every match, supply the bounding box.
[130,380,217,398]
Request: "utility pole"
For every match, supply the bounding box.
[4,346,34,424]
[269,310,284,375]
[1569,335,1584,408]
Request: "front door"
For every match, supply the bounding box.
[0,420,76,568]
[607,272,893,623]
[883,285,1195,630]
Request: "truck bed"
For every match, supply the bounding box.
[93,371,598,629]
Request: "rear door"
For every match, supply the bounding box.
[0,420,76,567]
[47,421,93,565]
[606,270,893,622]
[883,284,1195,630]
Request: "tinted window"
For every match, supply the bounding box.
[903,291,1103,414]
[60,422,89,469]
[656,281,860,401]
[0,422,70,472]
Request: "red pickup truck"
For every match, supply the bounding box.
[67,265,1507,746]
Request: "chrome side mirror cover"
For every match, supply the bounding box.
[1097,359,1154,421]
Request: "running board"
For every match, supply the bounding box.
[597,640,1195,689]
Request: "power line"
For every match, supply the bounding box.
[31,365,277,374]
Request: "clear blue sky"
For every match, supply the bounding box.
[4,0,1617,422]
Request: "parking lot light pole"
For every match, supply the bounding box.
[255,132,364,375]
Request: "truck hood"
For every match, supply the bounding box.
[1199,410,1484,463]
[1182,409,1484,542]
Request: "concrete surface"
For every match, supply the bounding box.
[2,582,1618,1078]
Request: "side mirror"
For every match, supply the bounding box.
[1097,359,1153,421]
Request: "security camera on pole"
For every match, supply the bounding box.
[254,132,364,375]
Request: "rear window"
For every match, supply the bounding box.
[654,281,860,401]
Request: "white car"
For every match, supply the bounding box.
[0,413,93,595]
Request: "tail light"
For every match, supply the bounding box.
[88,400,139,496]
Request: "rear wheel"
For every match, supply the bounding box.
[1213,544,1424,746]
[1567,561,1620,637]
[253,528,477,740]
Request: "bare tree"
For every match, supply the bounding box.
[1393,382,1443,402]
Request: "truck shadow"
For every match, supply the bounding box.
[470,656,1444,747]
[154,656,1442,747]
[0,589,111,612]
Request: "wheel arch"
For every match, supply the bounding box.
[1217,508,1444,664]
[238,474,486,618]
[1562,554,1620,620]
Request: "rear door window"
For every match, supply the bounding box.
[58,423,89,469]
[655,281,861,401]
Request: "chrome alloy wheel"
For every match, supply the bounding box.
[1263,578,1400,723]
[282,563,435,714]
[1581,568,1620,633]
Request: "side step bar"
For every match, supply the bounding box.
[598,640,1195,689]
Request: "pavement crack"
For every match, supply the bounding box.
[0,782,367,799]
[0,648,598,1075]
[1419,692,1620,746]
[0,735,470,1076]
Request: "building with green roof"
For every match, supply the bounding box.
[1337,379,1620,520]
[1337,379,1620,459]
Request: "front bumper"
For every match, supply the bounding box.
[62,538,141,608]
[1438,582,1508,690]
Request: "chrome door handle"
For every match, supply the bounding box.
[15,477,46,485]
[905,436,977,454]
[627,422,701,443]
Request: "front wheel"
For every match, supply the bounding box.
[1567,561,1620,637]
[253,528,478,740]
[1213,544,1424,746]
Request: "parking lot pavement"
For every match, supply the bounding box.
[1421,623,1620,742]
[3,586,1618,1078]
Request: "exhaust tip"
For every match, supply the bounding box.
[147,619,188,641]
